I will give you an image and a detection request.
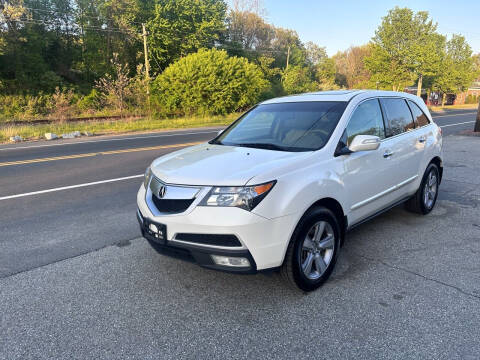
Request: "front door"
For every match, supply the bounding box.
[341,98,397,224]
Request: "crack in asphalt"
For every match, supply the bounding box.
[355,252,480,301]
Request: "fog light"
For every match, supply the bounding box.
[211,255,250,267]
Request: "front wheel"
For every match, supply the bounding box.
[406,163,440,215]
[281,207,341,292]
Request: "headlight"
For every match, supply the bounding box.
[144,167,152,188]
[199,181,276,211]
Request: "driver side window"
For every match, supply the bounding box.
[346,99,386,146]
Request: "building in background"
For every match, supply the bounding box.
[404,80,480,106]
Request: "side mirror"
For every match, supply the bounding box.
[348,135,381,152]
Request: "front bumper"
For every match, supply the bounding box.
[137,209,257,274]
[137,185,299,271]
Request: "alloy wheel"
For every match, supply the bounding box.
[300,221,335,280]
[423,171,438,209]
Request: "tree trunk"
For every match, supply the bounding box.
[441,93,446,107]
[417,74,422,97]
[474,100,480,133]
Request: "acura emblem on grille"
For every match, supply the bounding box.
[157,185,167,198]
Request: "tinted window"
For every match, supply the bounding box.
[381,98,414,136]
[408,100,430,127]
[213,101,348,152]
[346,99,385,146]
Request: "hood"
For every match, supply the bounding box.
[150,143,306,186]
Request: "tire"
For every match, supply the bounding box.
[405,163,440,215]
[281,207,341,292]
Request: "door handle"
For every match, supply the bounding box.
[418,136,426,143]
[383,150,394,158]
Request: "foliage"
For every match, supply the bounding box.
[474,54,480,81]
[430,35,476,105]
[152,48,268,115]
[1,2,480,124]
[49,87,76,121]
[77,89,103,112]
[365,7,443,91]
[334,45,373,89]
[95,54,132,114]
[0,93,50,120]
[282,66,318,95]
[147,0,227,71]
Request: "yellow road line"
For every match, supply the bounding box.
[0,141,201,167]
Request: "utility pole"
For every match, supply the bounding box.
[142,23,151,96]
[142,23,151,114]
[286,45,291,71]
[416,74,423,97]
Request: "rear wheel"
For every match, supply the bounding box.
[281,207,340,292]
[406,163,440,214]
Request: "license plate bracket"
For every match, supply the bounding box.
[144,219,167,244]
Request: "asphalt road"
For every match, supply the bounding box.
[0,109,479,359]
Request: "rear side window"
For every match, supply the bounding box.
[407,100,430,127]
[380,98,415,136]
[346,99,385,146]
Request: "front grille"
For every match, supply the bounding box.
[151,196,195,214]
[175,233,242,247]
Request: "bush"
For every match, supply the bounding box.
[152,48,269,115]
[48,87,76,121]
[77,89,103,112]
[0,93,52,121]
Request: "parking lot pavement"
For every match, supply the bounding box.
[1,135,480,360]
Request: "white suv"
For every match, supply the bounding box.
[137,90,443,291]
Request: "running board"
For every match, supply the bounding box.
[347,196,411,231]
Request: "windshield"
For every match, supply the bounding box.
[211,101,348,152]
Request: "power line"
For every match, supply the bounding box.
[8,19,288,51]
[10,19,138,35]
[22,6,144,25]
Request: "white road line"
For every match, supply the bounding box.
[0,129,221,151]
[0,174,143,201]
[432,111,477,118]
[440,120,476,128]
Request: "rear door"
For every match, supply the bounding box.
[407,99,433,174]
[379,98,420,197]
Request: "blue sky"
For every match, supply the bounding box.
[257,0,480,55]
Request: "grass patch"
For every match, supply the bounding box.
[0,114,238,142]
[428,103,479,113]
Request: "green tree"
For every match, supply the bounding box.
[225,6,274,56]
[431,34,476,106]
[75,0,145,83]
[152,48,268,115]
[473,54,480,80]
[147,0,227,71]
[333,44,372,89]
[316,56,336,88]
[282,65,318,95]
[365,7,442,93]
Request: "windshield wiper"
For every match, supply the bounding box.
[235,143,288,151]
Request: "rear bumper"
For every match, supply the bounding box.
[137,209,258,274]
